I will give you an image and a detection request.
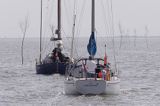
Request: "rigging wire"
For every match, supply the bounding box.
[98,0,112,57]
[75,0,87,58]
[41,0,56,57]
[61,1,77,58]
[63,0,72,32]
[99,0,110,57]
[61,1,78,57]
[73,0,79,58]
[100,0,110,37]
[61,28,72,52]
[41,0,72,57]
[110,0,118,76]
[48,0,57,51]
[107,0,113,36]
[76,0,87,36]
[70,0,78,58]
[102,0,114,49]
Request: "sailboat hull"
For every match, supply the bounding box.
[64,78,120,95]
[36,62,67,75]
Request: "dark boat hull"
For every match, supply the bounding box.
[36,62,68,75]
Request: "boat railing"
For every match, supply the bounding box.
[65,57,118,82]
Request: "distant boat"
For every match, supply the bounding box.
[64,0,120,95]
[36,0,72,75]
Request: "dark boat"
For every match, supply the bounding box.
[36,0,72,75]
[36,62,69,75]
[36,50,71,75]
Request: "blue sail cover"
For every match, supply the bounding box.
[87,32,97,56]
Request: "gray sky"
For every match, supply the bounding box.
[0,0,160,38]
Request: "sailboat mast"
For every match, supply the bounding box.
[91,0,95,33]
[57,0,62,40]
[87,0,97,58]
[39,0,43,62]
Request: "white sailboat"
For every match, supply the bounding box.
[64,0,120,95]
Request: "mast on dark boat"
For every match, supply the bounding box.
[39,0,43,62]
[51,0,62,41]
[57,0,62,40]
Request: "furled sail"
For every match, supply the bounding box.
[87,32,97,57]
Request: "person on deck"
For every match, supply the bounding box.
[52,41,69,62]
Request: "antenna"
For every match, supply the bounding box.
[105,44,106,54]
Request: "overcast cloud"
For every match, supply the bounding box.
[0,0,160,38]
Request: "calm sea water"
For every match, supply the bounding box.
[0,37,160,106]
